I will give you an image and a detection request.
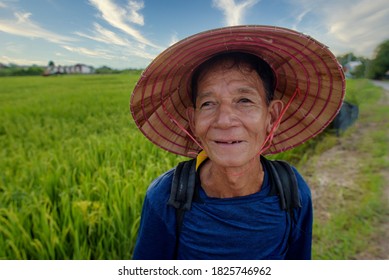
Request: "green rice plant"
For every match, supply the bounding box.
[0,74,181,259]
[0,75,386,259]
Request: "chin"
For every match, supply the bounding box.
[210,154,257,168]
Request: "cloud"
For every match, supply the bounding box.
[110,44,156,60]
[288,0,389,57]
[74,22,157,61]
[292,9,310,30]
[0,11,75,44]
[75,23,133,47]
[88,0,159,48]
[62,45,114,59]
[169,32,179,46]
[212,0,260,26]
[127,0,144,25]
[326,1,389,47]
[1,55,46,65]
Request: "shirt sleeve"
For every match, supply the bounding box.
[132,171,177,260]
[285,167,313,260]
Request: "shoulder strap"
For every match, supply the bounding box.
[261,156,302,220]
[168,156,302,257]
[167,159,196,233]
[167,159,196,259]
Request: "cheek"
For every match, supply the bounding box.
[193,118,209,138]
[246,114,269,138]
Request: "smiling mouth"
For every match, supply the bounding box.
[215,140,243,144]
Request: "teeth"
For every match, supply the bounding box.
[215,140,242,144]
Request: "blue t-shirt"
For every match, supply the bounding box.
[133,162,312,260]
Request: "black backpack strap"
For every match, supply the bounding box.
[168,159,197,210]
[167,159,196,258]
[261,156,302,221]
[168,156,301,258]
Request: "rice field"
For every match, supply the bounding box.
[0,73,183,259]
[1,74,386,260]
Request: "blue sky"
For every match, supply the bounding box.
[1,0,388,69]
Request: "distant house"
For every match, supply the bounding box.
[43,63,95,76]
[343,61,362,78]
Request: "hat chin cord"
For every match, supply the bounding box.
[166,87,300,158]
[165,114,204,156]
[258,87,301,155]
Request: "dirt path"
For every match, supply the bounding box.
[302,81,389,259]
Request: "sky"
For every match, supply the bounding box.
[0,0,388,69]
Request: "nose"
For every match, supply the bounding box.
[214,102,236,128]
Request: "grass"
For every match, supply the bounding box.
[0,75,387,259]
[308,79,389,259]
[0,74,182,259]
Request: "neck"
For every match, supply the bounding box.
[200,157,264,198]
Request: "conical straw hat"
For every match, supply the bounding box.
[130,25,346,157]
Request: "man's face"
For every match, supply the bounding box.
[188,62,281,168]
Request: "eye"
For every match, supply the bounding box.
[199,101,214,108]
[238,98,253,104]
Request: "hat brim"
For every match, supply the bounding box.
[130,25,346,158]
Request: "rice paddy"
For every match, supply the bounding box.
[1,74,387,259]
[0,73,182,259]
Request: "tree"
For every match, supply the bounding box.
[352,63,366,79]
[367,40,389,80]
[337,53,358,66]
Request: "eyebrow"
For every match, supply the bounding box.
[197,86,260,97]
[236,86,260,94]
[196,91,214,99]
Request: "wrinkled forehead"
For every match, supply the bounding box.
[196,56,258,82]
[196,62,265,94]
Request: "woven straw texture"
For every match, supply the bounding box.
[130,25,346,158]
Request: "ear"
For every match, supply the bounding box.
[266,100,284,134]
[186,107,197,136]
